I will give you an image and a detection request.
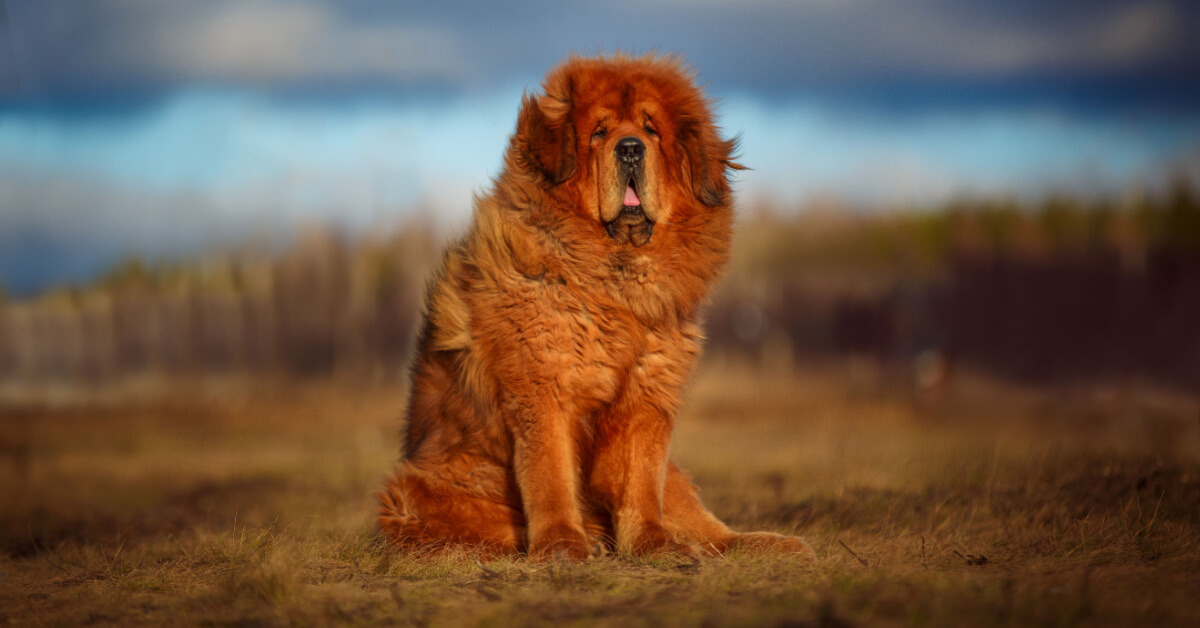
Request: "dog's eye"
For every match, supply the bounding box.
[644,123,657,137]
[591,128,607,141]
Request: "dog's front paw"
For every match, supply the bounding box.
[627,523,698,558]
[529,524,592,561]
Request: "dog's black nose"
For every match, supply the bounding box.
[616,136,644,164]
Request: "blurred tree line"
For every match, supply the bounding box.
[0,226,437,382]
[714,178,1200,391]
[1,181,1197,390]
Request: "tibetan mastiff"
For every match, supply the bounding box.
[378,54,811,560]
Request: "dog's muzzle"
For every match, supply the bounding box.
[606,137,654,247]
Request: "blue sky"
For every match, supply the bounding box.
[1,1,1198,294]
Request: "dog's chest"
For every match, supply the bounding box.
[532,284,648,407]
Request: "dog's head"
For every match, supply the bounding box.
[512,54,742,247]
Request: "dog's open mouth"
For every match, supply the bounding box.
[605,177,654,247]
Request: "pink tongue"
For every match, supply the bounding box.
[623,185,640,206]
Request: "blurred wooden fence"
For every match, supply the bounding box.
[2,184,1198,390]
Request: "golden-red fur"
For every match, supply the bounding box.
[378,54,811,560]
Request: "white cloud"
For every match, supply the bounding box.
[35,0,470,86]
[636,0,1180,78]
[6,0,1193,97]
[1094,1,1177,68]
[830,0,1178,77]
[157,1,467,82]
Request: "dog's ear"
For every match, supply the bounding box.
[680,118,743,208]
[514,88,577,185]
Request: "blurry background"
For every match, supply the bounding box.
[1,0,1199,389]
[4,4,1200,624]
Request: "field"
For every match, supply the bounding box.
[2,361,1198,626]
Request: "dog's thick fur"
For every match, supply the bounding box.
[378,54,811,560]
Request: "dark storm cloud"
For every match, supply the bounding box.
[2,0,1198,110]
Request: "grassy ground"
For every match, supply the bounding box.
[2,361,1198,626]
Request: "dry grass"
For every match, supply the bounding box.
[2,361,1198,626]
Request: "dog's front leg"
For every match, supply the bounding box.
[590,341,697,557]
[591,405,689,556]
[510,402,591,560]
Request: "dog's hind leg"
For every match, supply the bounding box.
[377,461,524,558]
[662,462,813,557]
